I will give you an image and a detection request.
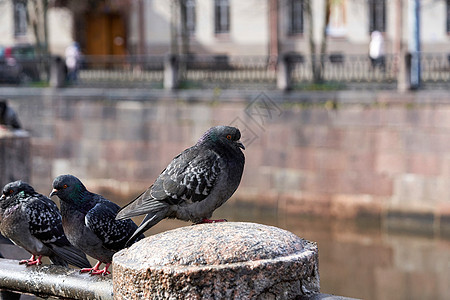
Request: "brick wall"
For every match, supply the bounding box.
[6,89,450,233]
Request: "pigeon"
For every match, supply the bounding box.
[49,175,144,276]
[116,125,245,245]
[0,99,21,129]
[0,180,91,268]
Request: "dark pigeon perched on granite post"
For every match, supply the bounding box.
[0,181,91,268]
[116,125,245,245]
[49,174,144,276]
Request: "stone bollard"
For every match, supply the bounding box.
[113,222,320,299]
[49,56,67,88]
[0,129,30,187]
[164,53,179,90]
[277,53,293,91]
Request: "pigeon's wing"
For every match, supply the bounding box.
[116,147,222,220]
[115,185,168,219]
[22,194,91,269]
[85,197,139,251]
[24,195,68,246]
[154,147,222,204]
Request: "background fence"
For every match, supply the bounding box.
[2,53,450,89]
[76,53,450,89]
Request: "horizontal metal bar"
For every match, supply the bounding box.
[0,258,113,300]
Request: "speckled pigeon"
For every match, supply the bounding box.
[116,125,245,245]
[0,180,91,268]
[49,174,144,276]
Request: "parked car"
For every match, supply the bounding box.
[0,44,48,84]
[0,47,22,83]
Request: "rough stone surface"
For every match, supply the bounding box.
[113,222,320,299]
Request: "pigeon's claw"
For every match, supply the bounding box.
[19,259,31,265]
[90,263,111,276]
[80,261,111,276]
[80,268,92,273]
[90,268,111,276]
[19,254,35,264]
[80,261,101,274]
[19,255,42,266]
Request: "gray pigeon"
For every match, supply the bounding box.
[0,99,21,129]
[0,180,91,268]
[49,175,144,276]
[116,125,245,245]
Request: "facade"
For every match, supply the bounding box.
[0,0,449,57]
[0,1,73,55]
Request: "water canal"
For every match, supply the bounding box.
[123,199,450,300]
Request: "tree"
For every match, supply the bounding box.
[304,0,331,83]
[169,0,192,81]
[27,0,49,55]
[169,0,192,56]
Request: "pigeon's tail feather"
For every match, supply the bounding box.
[116,187,168,220]
[125,208,168,247]
[50,245,92,269]
[48,254,69,267]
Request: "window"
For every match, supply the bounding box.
[288,0,304,35]
[215,0,230,34]
[14,0,28,37]
[328,0,347,37]
[182,0,196,35]
[447,0,450,32]
[369,0,386,33]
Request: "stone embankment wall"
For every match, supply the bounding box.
[5,89,450,234]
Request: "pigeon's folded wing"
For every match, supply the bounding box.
[25,196,66,246]
[115,187,168,220]
[156,148,221,203]
[86,200,138,251]
[116,148,222,220]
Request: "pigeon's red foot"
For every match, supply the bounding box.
[90,265,111,276]
[19,255,42,266]
[198,218,228,224]
[80,261,100,274]
[80,261,111,276]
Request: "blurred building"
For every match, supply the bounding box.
[0,0,449,57]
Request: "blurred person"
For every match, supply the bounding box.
[0,99,21,129]
[369,31,385,71]
[65,42,81,83]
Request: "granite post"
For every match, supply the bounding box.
[0,129,30,188]
[113,222,320,299]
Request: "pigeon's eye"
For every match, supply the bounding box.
[9,189,13,195]
[63,184,68,189]
[226,134,232,140]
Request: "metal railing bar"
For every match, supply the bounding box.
[0,258,113,300]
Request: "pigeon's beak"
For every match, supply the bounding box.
[237,141,245,150]
[0,194,5,201]
[49,188,58,198]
